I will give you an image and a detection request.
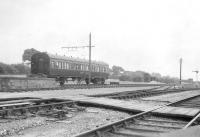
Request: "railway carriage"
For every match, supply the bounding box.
[31,52,109,85]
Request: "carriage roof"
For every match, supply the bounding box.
[47,53,109,66]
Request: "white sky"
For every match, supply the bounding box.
[0,0,200,79]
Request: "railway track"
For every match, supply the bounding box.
[5,84,164,92]
[89,86,200,100]
[0,98,84,120]
[74,95,200,137]
[172,95,200,109]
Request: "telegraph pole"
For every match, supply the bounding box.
[88,33,92,85]
[61,33,94,85]
[180,58,182,85]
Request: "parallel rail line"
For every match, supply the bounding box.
[0,99,78,119]
[74,95,200,137]
[4,84,164,92]
[90,87,200,100]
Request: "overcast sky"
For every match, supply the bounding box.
[1,0,200,79]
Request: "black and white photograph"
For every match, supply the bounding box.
[0,0,200,137]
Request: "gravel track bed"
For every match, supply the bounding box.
[1,107,130,137]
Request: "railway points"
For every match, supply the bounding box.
[1,86,200,137]
[88,86,198,99]
[74,94,200,137]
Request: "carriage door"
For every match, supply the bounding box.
[38,58,45,74]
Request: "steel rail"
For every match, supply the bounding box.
[90,88,200,99]
[0,100,75,113]
[74,94,200,137]
[5,84,164,92]
[183,112,200,129]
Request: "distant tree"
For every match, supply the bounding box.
[151,72,162,78]
[119,75,131,81]
[0,65,4,74]
[108,65,179,84]
[143,73,151,82]
[0,62,30,74]
[0,62,16,74]
[22,48,40,62]
[112,65,124,76]
[12,64,30,74]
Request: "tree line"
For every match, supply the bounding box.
[0,62,30,74]
[110,65,180,84]
[0,48,180,84]
[0,48,39,75]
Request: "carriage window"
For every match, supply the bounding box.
[55,62,59,69]
[66,63,69,69]
[82,65,84,71]
[62,62,65,69]
[81,65,84,70]
[63,62,65,69]
[104,67,106,72]
[83,65,85,71]
[94,66,97,72]
[96,66,99,72]
[80,65,82,70]
[57,62,59,69]
[51,61,54,68]
[73,64,76,70]
[71,63,75,70]
[99,66,101,72]
[75,64,77,70]
[60,62,62,69]
[92,65,94,72]
[61,62,63,69]
[58,62,61,69]
[65,62,67,69]
[78,64,81,70]
[68,63,71,70]
[69,63,72,69]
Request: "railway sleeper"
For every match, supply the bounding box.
[133,123,182,129]
[135,119,185,128]
[38,110,68,120]
[142,118,188,125]
[112,129,156,137]
[0,102,84,120]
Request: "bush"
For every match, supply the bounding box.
[0,62,30,74]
